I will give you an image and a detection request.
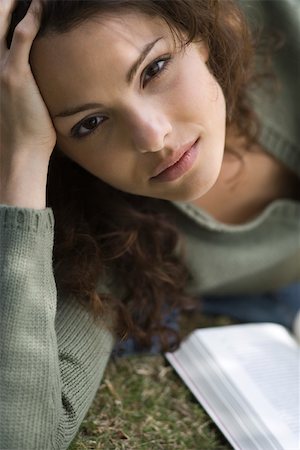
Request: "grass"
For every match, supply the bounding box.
[69,314,234,450]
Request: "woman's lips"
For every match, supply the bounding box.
[150,139,199,182]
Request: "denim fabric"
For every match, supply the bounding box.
[113,282,300,357]
[201,282,300,329]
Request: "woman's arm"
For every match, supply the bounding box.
[1,3,114,446]
[0,205,114,450]
[0,0,56,209]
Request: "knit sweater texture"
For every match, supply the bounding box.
[0,208,114,449]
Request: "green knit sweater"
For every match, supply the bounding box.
[1,1,299,449]
[0,207,114,449]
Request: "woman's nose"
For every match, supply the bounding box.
[125,107,172,153]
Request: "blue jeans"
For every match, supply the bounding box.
[201,282,300,328]
[113,282,300,356]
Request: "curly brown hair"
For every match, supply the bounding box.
[8,0,260,351]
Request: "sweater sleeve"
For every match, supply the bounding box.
[0,205,115,450]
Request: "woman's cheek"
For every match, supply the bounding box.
[54,135,93,170]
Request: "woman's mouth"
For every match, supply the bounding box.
[150,138,199,183]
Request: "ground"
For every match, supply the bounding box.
[70,314,235,450]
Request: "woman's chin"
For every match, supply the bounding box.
[163,174,221,203]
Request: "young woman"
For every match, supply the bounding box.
[1,0,299,448]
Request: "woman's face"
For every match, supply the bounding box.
[31,11,226,201]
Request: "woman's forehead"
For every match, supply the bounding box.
[39,11,169,47]
[31,11,173,69]
[30,12,174,115]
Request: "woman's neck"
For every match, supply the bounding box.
[190,136,300,225]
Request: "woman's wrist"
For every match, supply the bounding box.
[0,184,47,208]
[0,157,49,209]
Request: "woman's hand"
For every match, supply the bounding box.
[0,0,56,208]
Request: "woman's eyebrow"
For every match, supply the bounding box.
[54,103,104,119]
[126,36,163,83]
[53,37,163,119]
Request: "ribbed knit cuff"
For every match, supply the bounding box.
[0,205,54,235]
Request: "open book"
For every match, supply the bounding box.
[165,323,300,450]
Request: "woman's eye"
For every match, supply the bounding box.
[143,57,171,86]
[71,115,106,139]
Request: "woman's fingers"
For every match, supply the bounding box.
[0,0,56,155]
[6,0,42,70]
[0,0,56,210]
[0,0,17,55]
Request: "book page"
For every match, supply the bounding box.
[195,323,300,448]
[166,323,300,449]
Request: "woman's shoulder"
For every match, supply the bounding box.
[239,0,300,177]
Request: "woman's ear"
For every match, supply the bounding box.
[198,40,209,63]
